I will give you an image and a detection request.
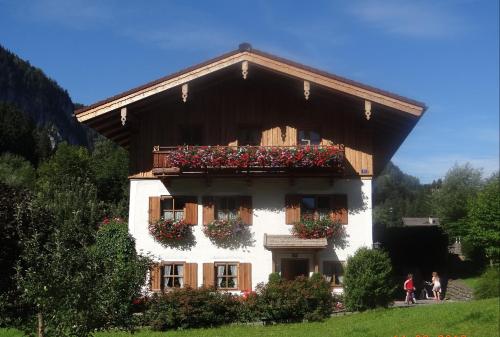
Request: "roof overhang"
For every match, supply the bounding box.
[264,234,328,250]
[75,47,426,123]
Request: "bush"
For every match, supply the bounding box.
[146,287,240,330]
[256,273,333,322]
[91,218,150,329]
[344,247,395,311]
[474,267,499,299]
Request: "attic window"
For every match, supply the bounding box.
[298,130,321,146]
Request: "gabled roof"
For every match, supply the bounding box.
[75,43,426,122]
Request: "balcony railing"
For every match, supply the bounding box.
[152,145,345,176]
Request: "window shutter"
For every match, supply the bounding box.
[330,194,348,224]
[202,262,215,287]
[202,197,215,225]
[184,197,198,225]
[238,263,252,292]
[285,195,301,224]
[149,196,161,224]
[238,196,253,225]
[150,263,162,292]
[184,263,198,288]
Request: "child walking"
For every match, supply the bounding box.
[404,274,416,305]
[432,272,441,302]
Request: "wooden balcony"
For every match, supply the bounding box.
[152,145,345,178]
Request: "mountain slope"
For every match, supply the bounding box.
[0,44,89,146]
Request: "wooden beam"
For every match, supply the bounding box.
[76,52,424,122]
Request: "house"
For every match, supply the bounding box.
[75,43,426,293]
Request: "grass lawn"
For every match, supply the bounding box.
[1,298,498,337]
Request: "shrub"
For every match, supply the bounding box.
[146,287,240,330]
[236,291,262,322]
[91,218,150,329]
[256,273,333,322]
[474,267,500,299]
[344,247,395,311]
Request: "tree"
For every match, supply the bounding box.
[0,153,36,188]
[90,138,129,217]
[343,247,395,311]
[0,183,31,326]
[15,178,103,337]
[0,103,36,163]
[373,162,432,227]
[431,163,483,238]
[464,173,500,265]
[90,218,149,329]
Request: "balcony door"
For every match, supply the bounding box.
[281,258,309,281]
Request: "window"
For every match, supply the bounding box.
[238,126,261,146]
[323,261,344,286]
[161,197,187,221]
[215,263,238,289]
[298,129,321,146]
[215,197,238,220]
[180,125,203,145]
[300,196,330,220]
[163,263,184,288]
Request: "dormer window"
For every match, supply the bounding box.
[298,130,321,146]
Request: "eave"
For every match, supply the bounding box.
[75,46,426,123]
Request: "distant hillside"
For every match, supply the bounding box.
[0,44,90,146]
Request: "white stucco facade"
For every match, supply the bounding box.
[129,177,373,290]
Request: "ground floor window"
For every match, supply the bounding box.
[323,261,344,286]
[164,263,184,288]
[215,262,238,289]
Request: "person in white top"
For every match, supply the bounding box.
[432,272,441,302]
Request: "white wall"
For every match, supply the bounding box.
[129,177,372,290]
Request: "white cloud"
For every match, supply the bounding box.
[348,0,468,38]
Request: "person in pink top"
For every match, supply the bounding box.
[404,273,416,305]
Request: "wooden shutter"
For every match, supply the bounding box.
[285,194,301,224]
[149,196,161,224]
[150,263,162,292]
[238,196,253,225]
[184,197,198,225]
[202,197,215,225]
[184,263,198,288]
[202,263,215,287]
[330,194,348,224]
[238,263,252,292]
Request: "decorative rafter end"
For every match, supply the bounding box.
[120,107,127,126]
[242,61,249,79]
[304,81,310,100]
[364,100,372,120]
[182,83,189,103]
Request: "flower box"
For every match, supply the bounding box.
[203,218,245,241]
[291,216,342,239]
[153,145,344,172]
[149,218,191,243]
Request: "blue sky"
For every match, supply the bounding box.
[0,0,498,183]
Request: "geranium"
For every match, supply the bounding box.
[149,218,191,243]
[203,217,245,240]
[163,145,344,171]
[291,215,342,239]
